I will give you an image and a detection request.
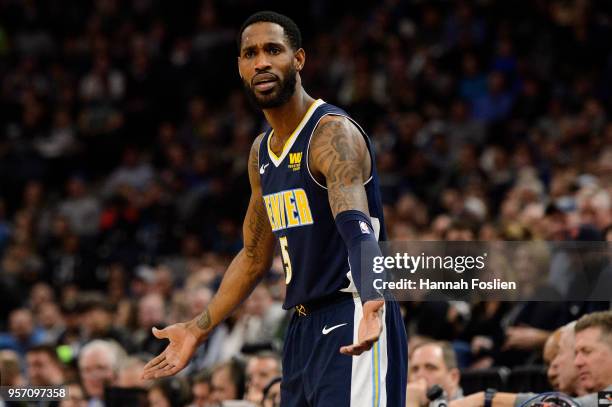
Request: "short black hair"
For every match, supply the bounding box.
[26,344,62,366]
[238,11,302,52]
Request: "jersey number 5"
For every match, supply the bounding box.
[279,236,292,284]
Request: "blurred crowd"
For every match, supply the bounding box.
[1,0,612,405]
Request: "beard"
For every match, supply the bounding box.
[243,66,297,109]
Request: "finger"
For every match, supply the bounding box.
[152,327,169,339]
[340,342,368,355]
[340,335,380,355]
[143,351,166,370]
[340,345,366,355]
[156,361,169,370]
[153,364,179,379]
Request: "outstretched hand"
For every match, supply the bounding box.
[340,300,384,356]
[142,321,205,380]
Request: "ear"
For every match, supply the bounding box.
[450,368,460,386]
[294,48,305,72]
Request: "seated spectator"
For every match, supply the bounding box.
[573,310,612,393]
[451,311,612,406]
[133,293,167,356]
[188,371,212,407]
[57,175,101,238]
[542,326,561,387]
[262,377,281,407]
[116,355,148,389]
[147,377,191,407]
[183,285,228,374]
[547,321,587,397]
[78,339,126,407]
[244,351,282,404]
[220,285,285,360]
[0,308,45,358]
[210,359,246,405]
[80,295,134,352]
[25,343,64,386]
[0,349,25,386]
[59,380,87,407]
[407,341,463,406]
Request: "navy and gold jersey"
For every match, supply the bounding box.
[258,99,387,309]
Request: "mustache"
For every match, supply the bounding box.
[251,72,279,86]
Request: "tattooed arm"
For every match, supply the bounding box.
[143,134,276,378]
[193,133,277,332]
[310,116,384,356]
[309,115,371,217]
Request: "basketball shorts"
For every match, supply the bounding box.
[280,293,407,406]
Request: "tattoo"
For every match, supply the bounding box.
[243,134,274,274]
[310,118,370,216]
[244,199,268,266]
[197,308,211,331]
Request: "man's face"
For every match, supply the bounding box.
[191,382,210,407]
[409,344,459,398]
[26,352,60,386]
[210,366,237,403]
[548,329,584,395]
[79,349,115,399]
[544,330,561,389]
[10,310,33,340]
[575,327,612,393]
[59,383,87,407]
[246,357,279,397]
[238,22,300,109]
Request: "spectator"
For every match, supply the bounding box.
[35,300,65,344]
[452,311,612,406]
[59,381,88,407]
[183,285,228,374]
[134,293,167,356]
[116,356,147,389]
[25,344,64,386]
[147,378,191,407]
[80,295,133,351]
[0,349,25,386]
[244,351,282,404]
[210,359,246,404]
[573,310,612,393]
[220,286,284,359]
[78,339,126,406]
[0,308,45,358]
[261,377,281,407]
[57,176,101,237]
[542,327,561,388]
[188,371,211,407]
[407,341,463,406]
[547,322,587,397]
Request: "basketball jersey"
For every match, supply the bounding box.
[258,99,387,309]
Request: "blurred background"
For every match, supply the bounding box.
[0,0,611,406]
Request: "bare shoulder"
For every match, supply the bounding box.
[248,133,266,186]
[310,115,365,154]
[309,115,369,180]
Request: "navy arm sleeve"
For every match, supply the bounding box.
[335,209,384,302]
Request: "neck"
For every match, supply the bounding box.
[262,87,315,140]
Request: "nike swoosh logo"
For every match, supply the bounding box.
[259,163,269,174]
[322,323,348,335]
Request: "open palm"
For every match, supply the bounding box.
[142,322,203,379]
[340,300,384,356]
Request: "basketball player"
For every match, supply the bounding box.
[143,11,407,406]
